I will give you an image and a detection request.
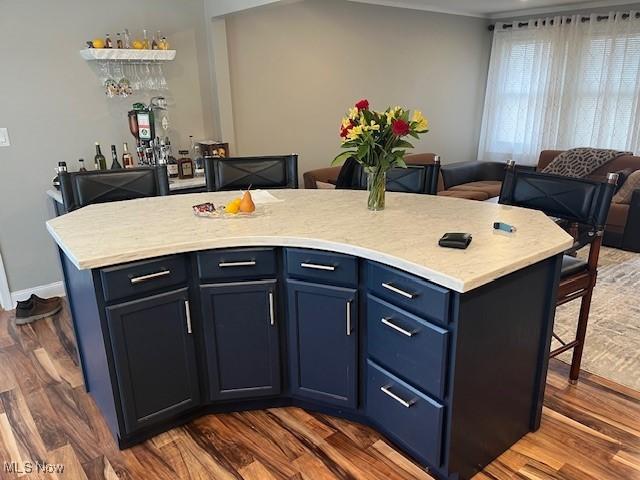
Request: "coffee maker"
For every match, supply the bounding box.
[128,97,171,165]
[128,104,154,165]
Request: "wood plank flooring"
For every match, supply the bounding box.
[0,303,639,479]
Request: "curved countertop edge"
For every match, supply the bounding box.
[46,224,572,293]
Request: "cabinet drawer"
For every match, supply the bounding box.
[286,249,357,287]
[367,295,448,400]
[367,262,450,326]
[198,248,276,282]
[367,360,444,468]
[100,256,188,303]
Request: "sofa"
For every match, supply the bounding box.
[303,150,640,252]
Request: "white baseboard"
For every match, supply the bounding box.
[10,281,66,310]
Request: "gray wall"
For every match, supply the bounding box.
[225,0,491,173]
[0,0,214,292]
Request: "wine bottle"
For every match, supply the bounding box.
[110,145,123,169]
[122,142,135,168]
[95,143,107,170]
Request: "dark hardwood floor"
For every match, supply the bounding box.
[0,303,639,479]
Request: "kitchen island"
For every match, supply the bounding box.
[46,190,573,480]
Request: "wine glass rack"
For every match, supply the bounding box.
[80,49,176,61]
[80,49,176,97]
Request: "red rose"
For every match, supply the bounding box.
[355,99,369,111]
[340,120,354,138]
[392,119,410,136]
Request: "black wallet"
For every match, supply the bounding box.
[438,233,472,249]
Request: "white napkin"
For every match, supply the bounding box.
[248,190,284,204]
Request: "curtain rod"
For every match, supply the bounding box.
[488,11,640,31]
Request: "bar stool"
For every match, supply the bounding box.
[338,155,441,195]
[204,155,299,191]
[499,160,618,382]
[58,165,170,212]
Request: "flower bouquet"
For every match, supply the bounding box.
[332,99,429,210]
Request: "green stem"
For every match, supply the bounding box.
[367,167,386,211]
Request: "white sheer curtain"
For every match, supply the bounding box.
[478,12,640,165]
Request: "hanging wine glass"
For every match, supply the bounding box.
[103,62,119,98]
[143,62,155,91]
[114,61,132,98]
[130,62,143,92]
[157,63,169,91]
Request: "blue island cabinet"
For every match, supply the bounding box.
[58,243,563,480]
[200,280,281,401]
[286,279,358,408]
[106,287,201,434]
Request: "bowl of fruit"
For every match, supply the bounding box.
[192,190,259,218]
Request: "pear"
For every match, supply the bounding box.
[239,190,256,213]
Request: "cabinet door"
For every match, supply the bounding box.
[106,287,200,434]
[201,280,280,401]
[287,279,358,408]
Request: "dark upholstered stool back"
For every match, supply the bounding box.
[499,162,617,231]
[204,155,298,191]
[340,156,440,195]
[59,166,169,211]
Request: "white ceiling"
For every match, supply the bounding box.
[348,0,640,18]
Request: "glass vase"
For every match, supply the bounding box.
[366,169,387,211]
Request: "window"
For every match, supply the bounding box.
[478,13,640,164]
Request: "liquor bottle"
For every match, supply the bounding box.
[78,158,87,172]
[177,150,194,179]
[166,137,179,178]
[135,139,145,165]
[105,34,113,48]
[190,136,205,177]
[94,143,107,170]
[167,153,180,178]
[151,31,159,50]
[52,162,67,189]
[122,142,135,168]
[158,36,169,50]
[142,30,149,49]
[110,145,123,169]
[116,33,123,49]
[123,29,131,49]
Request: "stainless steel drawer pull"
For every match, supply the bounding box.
[130,270,171,284]
[381,282,415,299]
[380,385,414,408]
[185,300,193,334]
[268,291,275,326]
[300,262,336,271]
[218,261,257,268]
[346,300,352,336]
[381,318,414,337]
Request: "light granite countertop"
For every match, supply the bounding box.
[46,189,573,293]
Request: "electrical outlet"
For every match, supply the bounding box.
[0,128,10,147]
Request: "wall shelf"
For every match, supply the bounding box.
[80,49,176,61]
